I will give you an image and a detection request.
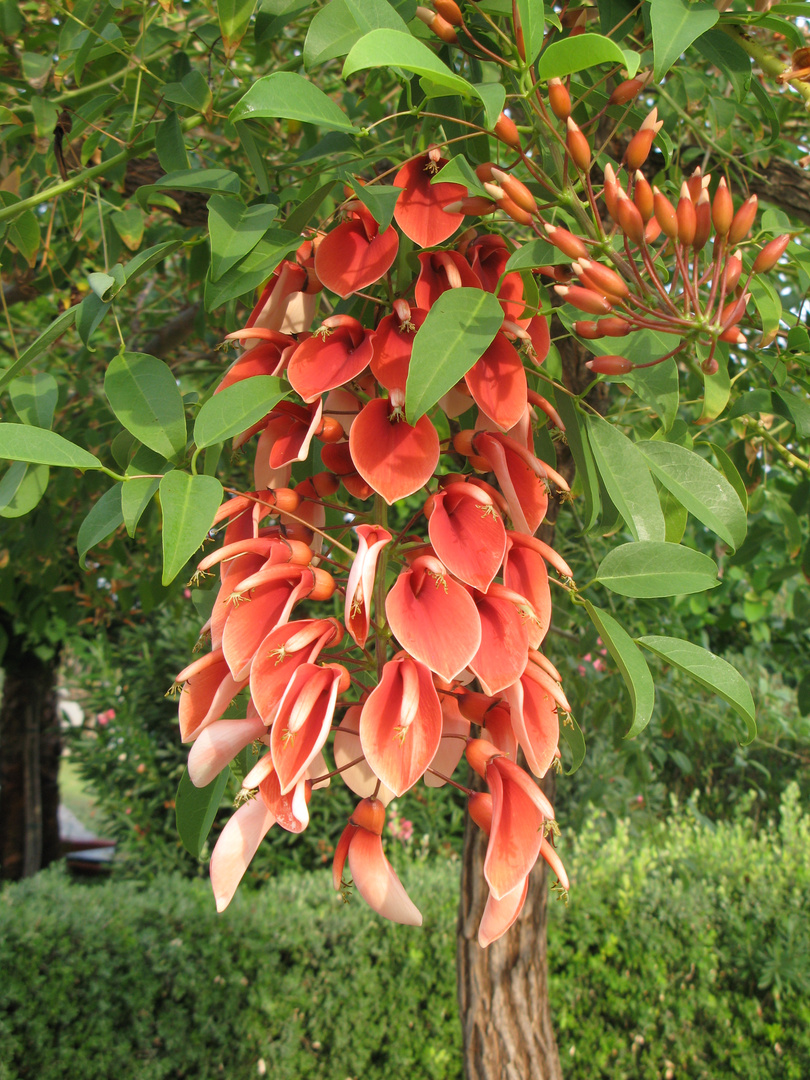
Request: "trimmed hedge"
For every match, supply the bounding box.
[2,788,809,1080]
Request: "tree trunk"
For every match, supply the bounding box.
[0,640,62,882]
[457,334,605,1078]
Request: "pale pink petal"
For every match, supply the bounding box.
[188,716,266,788]
[348,829,423,926]
[478,876,529,947]
[333,708,395,805]
[210,798,276,913]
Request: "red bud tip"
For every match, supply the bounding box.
[723,254,743,291]
[544,223,589,260]
[491,168,537,214]
[633,172,654,222]
[676,186,696,247]
[719,326,744,344]
[616,190,645,246]
[728,194,758,246]
[609,77,645,106]
[499,194,535,225]
[433,0,464,25]
[494,111,521,149]
[415,6,458,41]
[573,320,605,339]
[653,187,678,240]
[465,738,501,779]
[351,798,386,835]
[598,316,633,337]
[586,354,633,375]
[686,167,707,203]
[548,78,572,121]
[555,284,613,315]
[712,177,733,236]
[566,117,591,171]
[624,128,655,172]
[693,190,712,252]
[752,233,790,274]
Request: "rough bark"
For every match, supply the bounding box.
[0,641,62,882]
[457,334,606,1080]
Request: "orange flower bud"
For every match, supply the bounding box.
[544,223,588,259]
[310,470,340,498]
[475,162,496,183]
[616,190,645,246]
[633,172,654,221]
[270,487,301,514]
[554,285,613,315]
[434,0,464,26]
[653,187,678,240]
[573,320,605,339]
[548,78,572,121]
[585,354,633,375]
[494,111,521,149]
[693,190,712,252]
[624,128,655,172]
[445,195,497,215]
[752,233,790,273]
[719,326,745,344]
[566,117,591,171]
[309,567,336,601]
[712,177,733,236]
[603,163,621,222]
[644,217,661,244]
[609,77,646,106]
[728,194,758,246]
[573,258,630,299]
[676,183,696,246]
[416,6,458,42]
[499,193,534,225]
[685,167,707,203]
[598,316,633,337]
[317,416,345,443]
[491,167,537,214]
[723,254,743,291]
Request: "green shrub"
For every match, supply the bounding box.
[2,789,808,1080]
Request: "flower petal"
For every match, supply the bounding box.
[210,798,275,913]
[349,398,439,505]
[348,828,423,925]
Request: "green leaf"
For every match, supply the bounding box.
[163,70,213,114]
[504,237,564,272]
[194,376,287,448]
[749,275,781,337]
[208,195,278,281]
[694,28,751,102]
[77,484,124,567]
[0,307,75,393]
[88,264,126,302]
[697,440,748,514]
[159,472,223,585]
[344,29,476,98]
[0,462,49,518]
[585,414,666,542]
[304,0,407,67]
[0,423,101,469]
[650,0,718,80]
[111,207,145,252]
[203,230,301,311]
[798,671,810,717]
[472,81,506,128]
[136,169,241,208]
[76,293,111,350]
[429,155,488,198]
[595,541,719,597]
[516,0,545,63]
[347,179,402,232]
[699,350,730,422]
[405,288,503,423]
[660,486,688,544]
[774,387,810,437]
[123,240,185,283]
[536,32,631,79]
[617,359,679,432]
[230,71,356,131]
[176,766,229,858]
[555,394,600,531]
[9,372,58,429]
[584,601,655,738]
[155,110,190,173]
[560,712,586,775]
[638,635,756,744]
[104,353,188,460]
[218,0,257,58]
[122,446,172,537]
[636,440,747,551]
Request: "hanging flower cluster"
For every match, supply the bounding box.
[173,147,580,947]
[173,43,782,946]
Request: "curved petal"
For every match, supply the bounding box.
[369,306,427,393]
[484,756,550,900]
[334,707,396,805]
[188,716,267,788]
[359,654,442,797]
[503,670,559,779]
[347,828,423,925]
[177,649,249,743]
[349,398,439,505]
[503,537,551,648]
[287,321,374,403]
[424,694,470,788]
[210,797,276,913]
[394,154,466,247]
[314,210,399,298]
[385,558,481,681]
[344,524,392,648]
[465,333,527,432]
[469,591,530,696]
[222,568,314,681]
[473,432,549,536]
[250,618,338,724]
[427,483,506,590]
[478,876,529,948]
[270,664,341,794]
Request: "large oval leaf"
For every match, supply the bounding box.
[230,71,356,131]
[344,29,476,97]
[194,376,287,449]
[176,766,229,858]
[555,395,600,531]
[637,440,747,551]
[159,472,223,585]
[105,352,187,461]
[584,601,656,738]
[9,372,59,429]
[77,484,124,567]
[650,0,718,80]
[405,288,503,423]
[585,414,665,542]
[638,635,756,744]
[0,423,101,470]
[0,462,49,518]
[595,541,719,597]
[536,33,634,79]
